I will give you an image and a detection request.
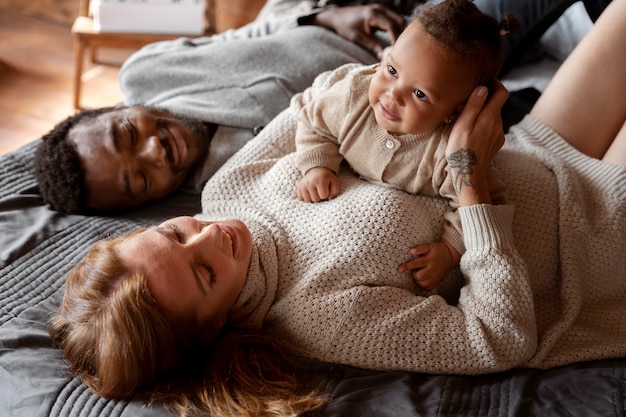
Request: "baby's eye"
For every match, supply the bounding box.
[414,89,428,101]
[386,65,398,77]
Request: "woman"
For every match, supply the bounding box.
[49,1,626,416]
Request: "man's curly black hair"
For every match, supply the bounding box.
[34,107,117,214]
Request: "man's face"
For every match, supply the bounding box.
[69,106,209,211]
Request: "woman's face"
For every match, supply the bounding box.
[117,216,252,330]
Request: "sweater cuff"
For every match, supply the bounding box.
[458,204,515,251]
[295,153,342,176]
[442,227,465,256]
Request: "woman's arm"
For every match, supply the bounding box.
[296,200,537,375]
[445,82,509,206]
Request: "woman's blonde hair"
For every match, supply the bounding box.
[49,230,326,417]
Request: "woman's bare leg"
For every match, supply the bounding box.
[602,121,626,167]
[530,0,626,165]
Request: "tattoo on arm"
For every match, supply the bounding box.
[447,148,477,194]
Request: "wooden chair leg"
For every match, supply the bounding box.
[89,46,97,64]
[72,39,85,110]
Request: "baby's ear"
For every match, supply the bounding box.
[446,104,465,124]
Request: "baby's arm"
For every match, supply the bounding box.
[295,66,364,202]
[397,239,460,291]
[294,84,345,203]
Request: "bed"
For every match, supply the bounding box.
[2,3,625,416]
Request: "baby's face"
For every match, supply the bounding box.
[368,21,477,136]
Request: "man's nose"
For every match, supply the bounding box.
[138,135,167,168]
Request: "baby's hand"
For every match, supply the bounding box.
[297,167,340,203]
[397,240,461,291]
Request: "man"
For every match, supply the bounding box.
[34,0,609,214]
[35,4,404,214]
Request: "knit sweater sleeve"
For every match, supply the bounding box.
[304,204,537,375]
[294,70,355,175]
[440,160,508,255]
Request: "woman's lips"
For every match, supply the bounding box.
[220,225,238,256]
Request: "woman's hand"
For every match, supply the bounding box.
[446,81,509,206]
[312,5,406,60]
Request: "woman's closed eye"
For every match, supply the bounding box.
[201,264,215,285]
[191,263,214,295]
[163,223,185,242]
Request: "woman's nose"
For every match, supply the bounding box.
[188,223,220,247]
[138,135,167,168]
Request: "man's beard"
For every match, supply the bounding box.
[175,113,211,159]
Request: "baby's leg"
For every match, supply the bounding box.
[530,0,626,162]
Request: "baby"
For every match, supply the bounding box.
[295,0,516,290]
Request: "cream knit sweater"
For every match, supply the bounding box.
[199,65,626,374]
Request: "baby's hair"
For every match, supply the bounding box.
[416,0,519,84]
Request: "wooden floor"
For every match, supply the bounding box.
[0,10,131,155]
[0,0,267,156]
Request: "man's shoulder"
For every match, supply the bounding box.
[292,63,376,113]
[313,63,376,95]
